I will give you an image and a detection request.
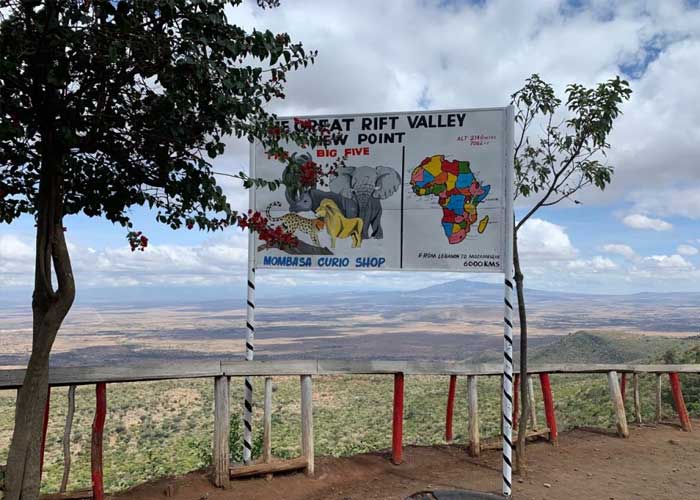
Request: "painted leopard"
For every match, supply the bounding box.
[265,201,322,246]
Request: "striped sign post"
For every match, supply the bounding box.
[243,259,255,463]
[243,146,256,464]
[501,106,515,497]
[502,271,514,495]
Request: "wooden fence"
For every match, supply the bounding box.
[1,360,698,499]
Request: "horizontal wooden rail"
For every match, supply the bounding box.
[0,361,223,389]
[1,361,700,389]
[229,456,309,478]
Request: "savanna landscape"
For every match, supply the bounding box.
[3,1,700,498]
[2,281,700,495]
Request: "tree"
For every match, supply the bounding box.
[510,74,632,471]
[0,1,318,497]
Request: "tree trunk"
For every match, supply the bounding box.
[513,228,529,474]
[5,156,75,499]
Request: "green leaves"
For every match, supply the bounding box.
[511,74,632,228]
[0,0,316,237]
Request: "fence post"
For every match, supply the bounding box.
[467,375,480,457]
[527,375,537,429]
[620,373,627,404]
[633,373,642,424]
[445,375,457,442]
[60,385,76,493]
[40,386,51,479]
[91,383,107,500]
[392,373,404,465]
[263,377,273,464]
[539,373,557,444]
[669,373,692,432]
[213,376,231,489]
[607,371,629,438]
[300,375,314,477]
[655,374,662,423]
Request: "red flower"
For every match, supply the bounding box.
[299,160,318,187]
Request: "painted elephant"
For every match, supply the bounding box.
[286,187,359,220]
[283,152,358,220]
[329,165,401,240]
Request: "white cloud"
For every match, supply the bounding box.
[603,243,638,261]
[568,256,618,271]
[621,213,672,231]
[5,1,700,295]
[228,0,700,204]
[0,230,252,289]
[0,234,34,279]
[0,234,33,261]
[628,187,700,220]
[677,244,698,256]
[645,254,692,269]
[517,218,577,260]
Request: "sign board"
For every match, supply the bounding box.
[251,107,512,272]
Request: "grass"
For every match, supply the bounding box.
[1,368,698,494]
[530,331,700,364]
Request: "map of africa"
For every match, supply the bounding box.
[410,155,491,244]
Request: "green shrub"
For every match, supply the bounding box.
[229,414,264,464]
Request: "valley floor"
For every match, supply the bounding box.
[115,422,700,500]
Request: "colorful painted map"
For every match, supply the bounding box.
[410,155,491,244]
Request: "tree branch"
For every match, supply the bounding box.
[515,139,584,232]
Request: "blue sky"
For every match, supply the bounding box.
[3,0,700,299]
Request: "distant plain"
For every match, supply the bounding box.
[2,280,700,368]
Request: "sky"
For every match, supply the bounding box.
[2,0,700,301]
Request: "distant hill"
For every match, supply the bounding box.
[530,330,700,364]
[6,278,700,310]
[265,278,700,309]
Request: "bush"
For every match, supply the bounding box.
[229,415,264,464]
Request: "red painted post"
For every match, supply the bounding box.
[392,373,404,465]
[513,373,520,430]
[445,375,457,442]
[92,383,107,500]
[539,373,558,444]
[620,373,627,402]
[669,373,692,432]
[40,386,51,478]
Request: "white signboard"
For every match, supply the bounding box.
[251,107,512,272]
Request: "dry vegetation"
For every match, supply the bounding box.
[0,369,697,494]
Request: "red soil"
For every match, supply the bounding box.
[114,421,700,500]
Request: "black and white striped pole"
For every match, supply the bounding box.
[502,105,515,497]
[243,145,257,464]
[243,258,255,463]
[502,268,514,495]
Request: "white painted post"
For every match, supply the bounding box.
[214,376,231,489]
[527,375,537,429]
[633,373,642,424]
[300,375,314,477]
[501,105,515,497]
[655,373,662,423]
[467,375,480,457]
[243,142,257,464]
[60,384,76,493]
[263,377,273,464]
[608,371,629,438]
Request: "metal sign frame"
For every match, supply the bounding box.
[244,106,515,497]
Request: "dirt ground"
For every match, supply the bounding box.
[115,421,700,500]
